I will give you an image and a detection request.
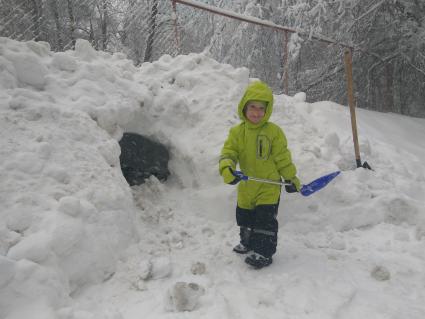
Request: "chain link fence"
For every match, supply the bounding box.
[1,0,345,97]
[176,4,289,93]
[173,0,349,99]
[0,0,179,63]
[3,1,349,99]
[3,0,422,118]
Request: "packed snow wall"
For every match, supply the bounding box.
[0,38,147,317]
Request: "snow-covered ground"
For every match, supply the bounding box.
[1,37,424,319]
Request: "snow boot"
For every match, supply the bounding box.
[244,252,272,269]
[233,243,251,254]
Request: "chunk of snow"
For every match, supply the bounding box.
[7,232,51,263]
[165,282,205,312]
[74,39,97,62]
[52,52,78,72]
[371,266,391,281]
[293,92,306,102]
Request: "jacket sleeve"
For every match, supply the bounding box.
[272,127,297,180]
[219,126,239,175]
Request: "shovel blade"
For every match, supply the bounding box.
[300,171,340,196]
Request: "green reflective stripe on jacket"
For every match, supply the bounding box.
[220,81,297,210]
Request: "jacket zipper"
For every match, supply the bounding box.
[259,140,263,157]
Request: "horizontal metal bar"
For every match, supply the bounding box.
[174,0,354,49]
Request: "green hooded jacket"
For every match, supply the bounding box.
[219,81,297,209]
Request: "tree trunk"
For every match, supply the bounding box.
[67,0,76,49]
[29,0,43,41]
[89,19,96,49]
[100,0,108,50]
[381,63,394,113]
[144,0,159,62]
[50,0,63,50]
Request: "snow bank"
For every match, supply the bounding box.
[0,38,145,318]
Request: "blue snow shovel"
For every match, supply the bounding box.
[233,170,340,197]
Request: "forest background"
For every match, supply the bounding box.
[1,0,424,117]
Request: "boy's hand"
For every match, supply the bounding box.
[285,176,301,193]
[222,167,241,185]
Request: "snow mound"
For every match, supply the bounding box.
[0,37,145,317]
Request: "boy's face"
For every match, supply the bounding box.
[245,101,266,124]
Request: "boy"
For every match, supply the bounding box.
[219,81,301,269]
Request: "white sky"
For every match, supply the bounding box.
[0,37,424,319]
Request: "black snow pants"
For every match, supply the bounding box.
[236,202,279,258]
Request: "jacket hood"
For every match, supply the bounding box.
[238,81,274,128]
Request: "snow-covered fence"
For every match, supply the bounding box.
[1,0,350,92]
[0,0,322,92]
[171,0,355,95]
[2,1,424,118]
[0,0,178,64]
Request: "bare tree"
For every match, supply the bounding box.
[49,0,63,50]
[67,0,76,49]
[144,0,159,62]
[351,0,425,116]
[29,0,44,41]
[98,0,108,50]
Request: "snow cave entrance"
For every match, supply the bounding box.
[118,132,170,186]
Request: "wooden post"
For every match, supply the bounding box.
[344,48,362,168]
[283,31,289,94]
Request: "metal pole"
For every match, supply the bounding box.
[173,0,353,49]
[248,176,288,186]
[343,48,362,168]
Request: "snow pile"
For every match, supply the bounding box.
[0,37,146,318]
[1,36,425,318]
